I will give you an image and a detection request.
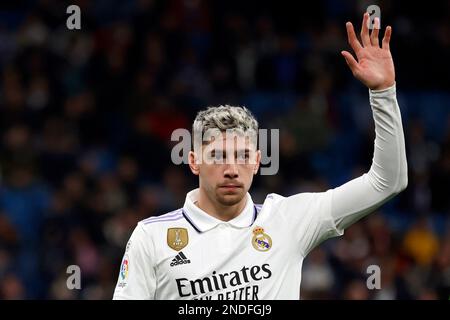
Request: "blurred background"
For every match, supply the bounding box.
[0,0,449,299]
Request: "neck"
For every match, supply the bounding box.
[195,188,247,222]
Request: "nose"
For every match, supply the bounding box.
[224,163,239,179]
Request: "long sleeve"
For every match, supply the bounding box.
[266,83,408,257]
[112,223,156,300]
[329,83,408,231]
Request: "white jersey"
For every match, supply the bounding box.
[113,84,408,300]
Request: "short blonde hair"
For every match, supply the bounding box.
[193,105,258,141]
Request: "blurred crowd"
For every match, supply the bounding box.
[0,0,449,299]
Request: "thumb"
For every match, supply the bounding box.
[341,51,359,75]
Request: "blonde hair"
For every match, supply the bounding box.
[193,105,258,141]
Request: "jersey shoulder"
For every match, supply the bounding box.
[264,191,328,205]
[259,191,328,220]
[138,208,188,233]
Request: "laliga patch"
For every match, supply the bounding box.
[252,226,272,252]
[118,255,129,288]
[167,228,189,251]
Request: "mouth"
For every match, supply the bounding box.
[218,184,243,191]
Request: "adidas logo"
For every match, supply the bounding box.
[170,251,191,267]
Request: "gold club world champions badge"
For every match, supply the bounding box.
[167,228,189,251]
[252,226,272,252]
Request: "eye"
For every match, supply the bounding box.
[237,152,250,161]
[208,151,225,162]
[215,152,225,161]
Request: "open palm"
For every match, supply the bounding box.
[341,13,395,90]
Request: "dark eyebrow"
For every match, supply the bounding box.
[209,149,251,156]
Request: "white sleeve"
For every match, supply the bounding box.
[112,223,156,300]
[329,84,408,232]
[271,83,408,256]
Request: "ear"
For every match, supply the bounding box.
[253,150,261,175]
[188,151,200,175]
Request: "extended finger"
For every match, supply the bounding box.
[361,12,371,47]
[370,17,380,47]
[346,22,363,56]
[382,26,392,50]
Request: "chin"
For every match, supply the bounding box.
[216,191,246,206]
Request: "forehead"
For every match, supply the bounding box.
[203,131,257,150]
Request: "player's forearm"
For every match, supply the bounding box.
[366,83,408,193]
[328,83,407,230]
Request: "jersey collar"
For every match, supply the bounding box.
[182,188,256,233]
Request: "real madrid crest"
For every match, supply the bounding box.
[252,226,272,252]
[167,228,189,251]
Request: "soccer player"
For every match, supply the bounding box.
[113,13,407,300]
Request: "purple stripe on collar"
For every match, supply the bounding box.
[250,205,259,226]
[181,209,202,233]
[182,205,261,232]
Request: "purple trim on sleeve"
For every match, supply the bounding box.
[142,209,182,223]
[143,215,183,225]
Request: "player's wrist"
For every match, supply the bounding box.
[370,80,396,91]
[369,81,396,94]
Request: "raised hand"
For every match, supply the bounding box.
[341,12,395,90]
